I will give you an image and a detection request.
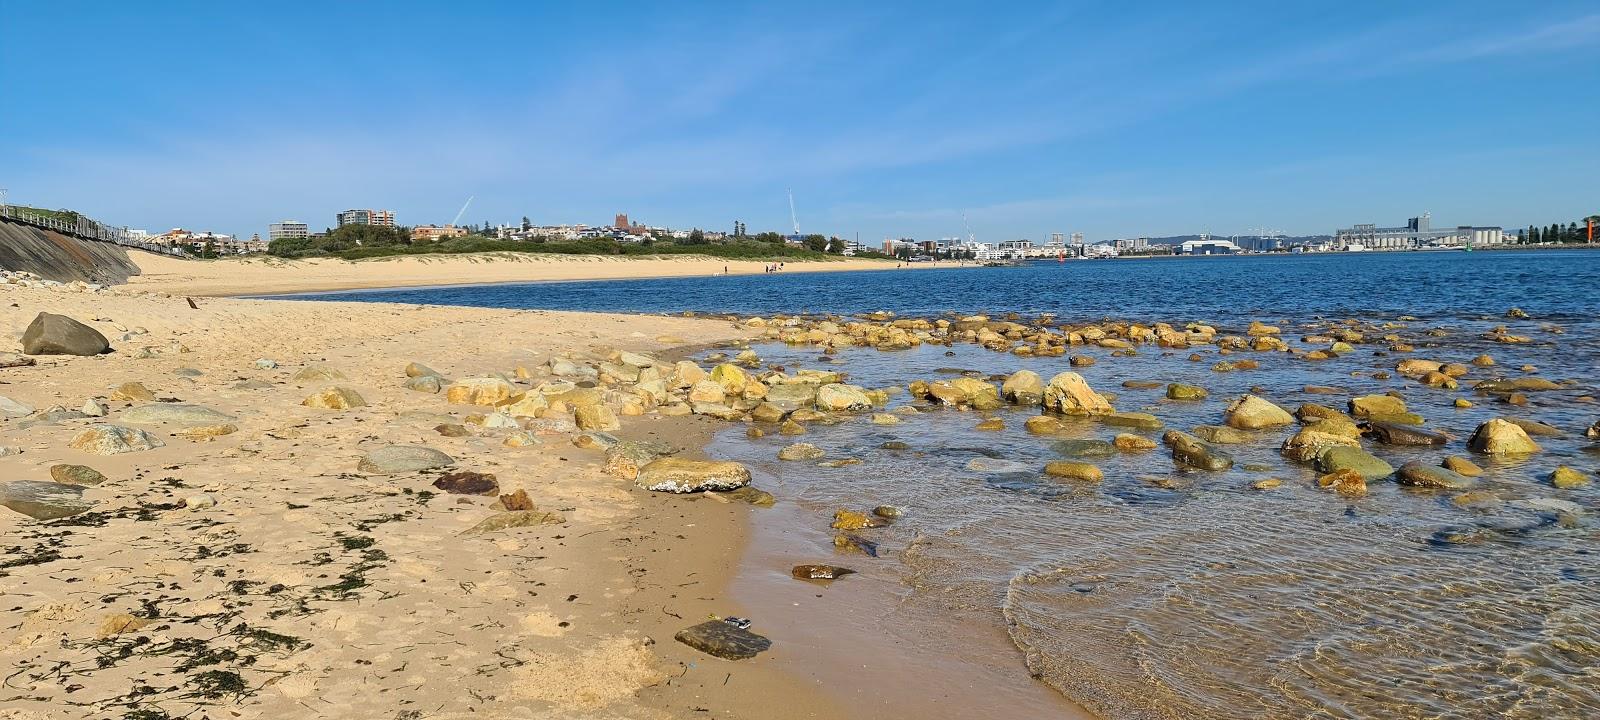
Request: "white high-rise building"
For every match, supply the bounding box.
[268,221,309,240]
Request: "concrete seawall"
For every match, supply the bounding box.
[0,217,141,284]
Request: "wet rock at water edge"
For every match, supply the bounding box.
[21,312,110,356]
[1362,421,1448,446]
[433,471,500,496]
[791,564,856,580]
[1467,418,1541,455]
[1396,461,1475,490]
[1163,431,1233,471]
[831,509,887,529]
[1443,456,1484,477]
[726,486,776,507]
[1100,411,1163,431]
[1192,424,1252,445]
[777,443,826,461]
[1223,395,1295,430]
[1316,446,1395,481]
[1166,383,1208,401]
[358,445,455,474]
[635,458,751,493]
[1051,438,1115,458]
[1,480,95,520]
[1044,461,1104,482]
[675,620,772,660]
[1551,466,1590,489]
[1318,468,1367,496]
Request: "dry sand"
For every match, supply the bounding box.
[0,282,845,719]
[126,250,949,297]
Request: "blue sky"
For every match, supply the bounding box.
[2,1,1596,242]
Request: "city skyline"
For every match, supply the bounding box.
[2,2,1596,241]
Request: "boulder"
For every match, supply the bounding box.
[1467,419,1541,454]
[1052,438,1115,458]
[688,380,728,404]
[1504,418,1563,437]
[815,383,873,412]
[432,471,500,495]
[0,395,35,418]
[1024,415,1062,435]
[675,620,771,660]
[21,313,109,356]
[1162,431,1233,470]
[1396,461,1474,490]
[1193,424,1253,444]
[1317,468,1367,496]
[121,403,235,426]
[292,364,346,382]
[603,440,675,480]
[1001,370,1045,405]
[357,445,455,474]
[636,458,752,493]
[1315,446,1395,480]
[1348,394,1408,419]
[777,443,826,461]
[447,377,517,406]
[1442,456,1484,477]
[1473,377,1561,393]
[404,361,440,378]
[709,364,749,394]
[765,383,817,411]
[0,480,94,520]
[1113,433,1157,450]
[1165,383,1208,401]
[574,404,621,431]
[1551,466,1590,490]
[1280,427,1359,462]
[302,386,367,410]
[1223,395,1294,430]
[1361,421,1447,446]
[1044,461,1103,482]
[109,382,157,402]
[501,392,548,417]
[174,423,237,441]
[405,375,444,394]
[50,464,108,485]
[68,424,165,455]
[1043,372,1113,415]
[1100,412,1163,430]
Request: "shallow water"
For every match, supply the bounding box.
[292,251,1600,718]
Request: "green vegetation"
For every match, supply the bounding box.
[272,229,850,262]
[9,205,83,224]
[1521,215,1600,244]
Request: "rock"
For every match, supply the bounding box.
[21,312,109,356]
[97,614,151,638]
[636,458,752,493]
[1166,383,1208,401]
[501,392,548,417]
[1280,427,1359,462]
[405,375,444,394]
[1396,359,1443,377]
[500,489,535,510]
[709,364,749,394]
[727,486,776,507]
[1043,372,1113,415]
[0,480,94,519]
[1506,307,1529,319]
[1504,418,1563,437]
[1316,446,1395,480]
[302,386,367,410]
[691,402,743,420]
[869,413,900,425]
[1044,461,1104,482]
[574,404,621,431]
[1002,370,1045,404]
[1589,419,1600,439]
[253,358,279,369]
[1223,395,1294,430]
[503,431,541,447]
[1467,419,1541,454]
[1192,424,1252,444]
[675,620,771,660]
[174,423,237,441]
[831,509,882,529]
[764,383,817,411]
[1474,377,1562,393]
[68,424,165,455]
[109,382,156,402]
[815,383,873,412]
[461,509,566,535]
[776,442,825,461]
[1396,461,1474,489]
[1162,431,1233,470]
[1442,456,1484,477]
[975,417,1005,431]
[1349,394,1408,419]
[873,505,902,519]
[357,445,455,474]
[435,423,472,437]
[1051,438,1115,458]
[791,564,856,580]
[1317,468,1367,496]
[603,441,674,480]
[0,352,37,368]
[121,403,236,426]
[1100,411,1163,430]
[183,493,217,510]
[433,471,500,495]
[447,377,516,406]
[687,380,727,404]
[292,364,346,382]
[0,395,34,418]
[1551,466,1590,489]
[50,464,107,485]
[1362,421,1447,446]
[1025,415,1063,435]
[1251,478,1283,490]
[1113,433,1157,450]
[405,361,440,378]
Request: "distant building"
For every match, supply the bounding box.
[337,209,396,228]
[1113,237,1150,253]
[1178,236,1240,255]
[411,224,469,242]
[996,239,1032,258]
[1334,213,1503,250]
[268,221,308,241]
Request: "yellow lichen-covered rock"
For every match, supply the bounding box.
[446,377,516,406]
[302,386,367,410]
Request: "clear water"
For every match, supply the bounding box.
[284,251,1600,719]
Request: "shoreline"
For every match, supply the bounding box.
[123,250,970,298]
[0,283,845,719]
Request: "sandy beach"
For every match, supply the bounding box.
[0,268,850,719]
[125,251,945,297]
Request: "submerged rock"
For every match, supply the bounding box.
[1551,466,1590,490]
[1396,461,1474,490]
[1051,438,1115,458]
[1166,383,1208,401]
[1100,411,1163,430]
[1163,431,1233,471]
[1044,461,1104,482]
[1362,421,1447,446]
[777,443,826,461]
[1193,424,1253,445]
[1318,468,1367,496]
[1316,446,1395,480]
[675,620,772,660]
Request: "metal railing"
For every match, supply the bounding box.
[0,205,189,257]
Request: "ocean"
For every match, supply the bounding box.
[286,250,1600,719]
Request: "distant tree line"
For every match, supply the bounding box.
[1521,215,1600,244]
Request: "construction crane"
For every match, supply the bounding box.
[787,189,800,235]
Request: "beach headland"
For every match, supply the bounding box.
[0,273,853,719]
[124,250,954,297]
